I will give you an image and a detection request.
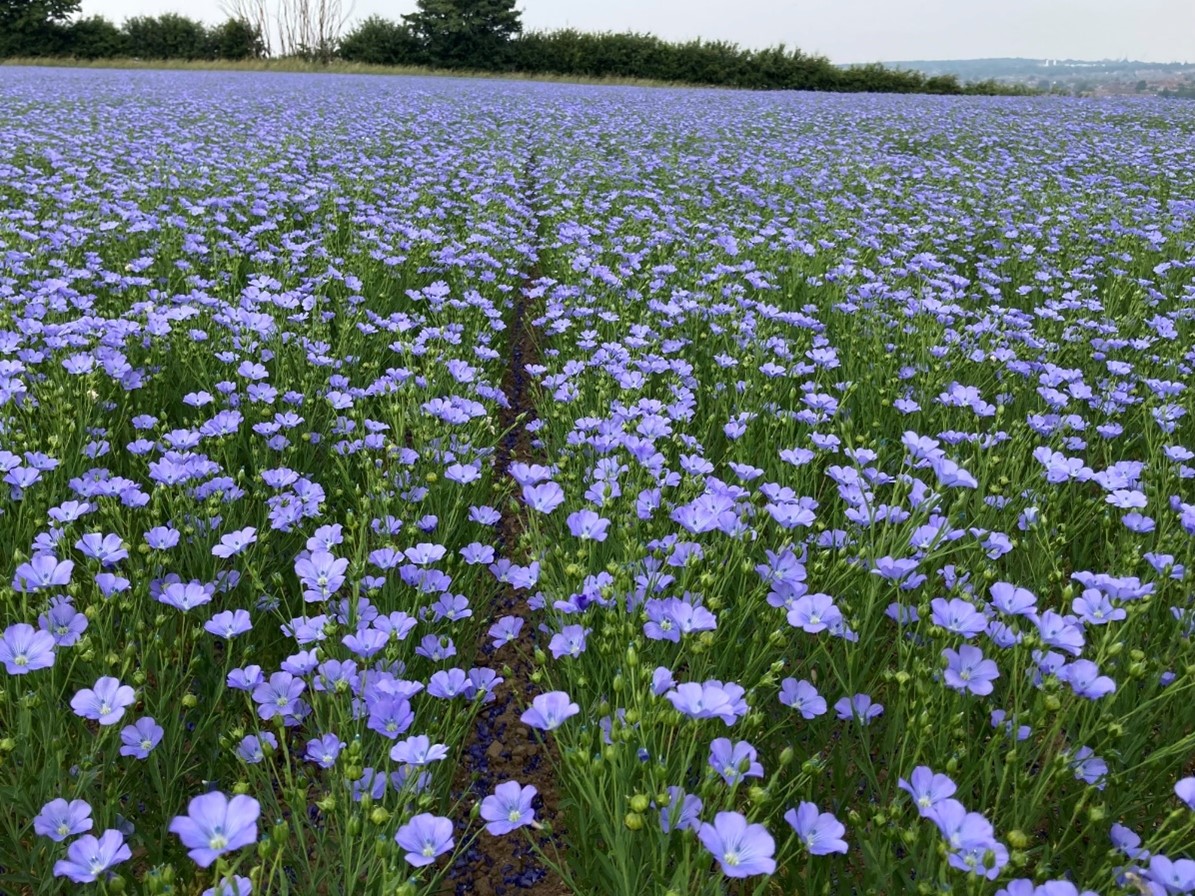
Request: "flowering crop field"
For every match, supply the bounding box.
[1,67,1195,896]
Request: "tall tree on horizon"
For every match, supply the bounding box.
[403,0,521,70]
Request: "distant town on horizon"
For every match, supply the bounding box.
[846,56,1195,96]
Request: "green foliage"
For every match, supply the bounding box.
[121,13,210,60]
[208,18,266,61]
[338,15,423,66]
[403,0,522,70]
[65,15,127,59]
[0,0,78,56]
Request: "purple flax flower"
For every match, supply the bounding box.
[12,554,73,592]
[548,624,590,659]
[1148,855,1195,895]
[1057,660,1117,700]
[212,527,258,558]
[203,875,252,896]
[237,732,276,764]
[305,733,344,768]
[53,829,131,882]
[390,735,449,766]
[898,767,957,815]
[1176,777,1195,810]
[786,802,849,855]
[158,580,213,612]
[76,533,128,567]
[708,738,764,785]
[566,509,610,541]
[489,615,523,648]
[252,672,305,722]
[787,592,843,634]
[480,781,537,835]
[169,792,261,868]
[523,481,566,514]
[33,798,92,841]
[779,678,827,718]
[367,695,415,739]
[989,582,1037,616]
[521,691,580,731]
[665,680,749,726]
[39,597,88,646]
[930,597,988,638]
[71,677,135,725]
[395,813,455,867]
[834,693,884,724]
[942,645,1000,696]
[205,609,253,639]
[659,786,703,833]
[697,811,776,878]
[928,799,996,851]
[1,622,56,674]
[119,717,164,759]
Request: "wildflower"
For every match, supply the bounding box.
[697,811,776,878]
[12,554,73,592]
[1,622,56,674]
[251,672,306,722]
[53,829,131,882]
[658,786,703,833]
[305,733,345,768]
[942,645,1000,696]
[119,717,164,759]
[834,693,883,724]
[778,678,827,718]
[390,734,449,766]
[169,791,261,867]
[1176,777,1195,810]
[787,592,843,634]
[928,799,997,851]
[480,781,537,835]
[488,615,523,648]
[548,625,590,659]
[566,509,610,541]
[665,680,749,725]
[159,580,213,612]
[786,802,849,855]
[202,875,253,896]
[39,597,88,646]
[394,813,454,867]
[212,527,258,558]
[237,732,276,763]
[708,738,764,786]
[205,609,253,639]
[521,691,580,731]
[71,677,135,725]
[33,798,92,841]
[898,767,957,815]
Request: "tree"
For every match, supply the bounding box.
[122,13,209,59]
[0,0,79,56]
[403,0,521,70]
[66,15,127,58]
[209,17,265,59]
[339,15,421,66]
[219,0,272,56]
[277,0,353,61]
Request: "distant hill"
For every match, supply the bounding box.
[842,57,1195,96]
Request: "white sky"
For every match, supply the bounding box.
[79,0,1195,63]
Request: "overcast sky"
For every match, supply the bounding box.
[79,0,1193,63]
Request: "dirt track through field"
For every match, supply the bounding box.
[445,150,570,896]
